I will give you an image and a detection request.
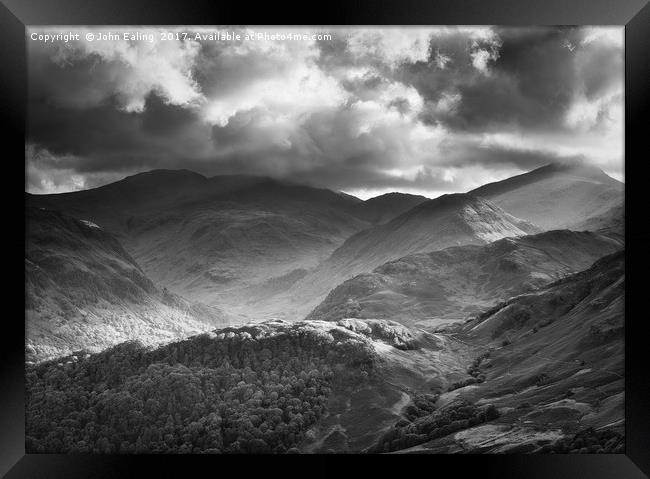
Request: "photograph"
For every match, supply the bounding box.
[24,25,626,455]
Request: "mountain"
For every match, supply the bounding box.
[354,192,429,224]
[25,207,229,362]
[26,248,624,454]
[307,230,622,327]
[447,250,624,452]
[24,165,626,454]
[24,238,625,454]
[27,164,622,322]
[26,171,377,318]
[374,250,624,454]
[328,193,539,271]
[470,162,623,231]
[274,193,539,319]
[25,170,369,239]
[26,172,436,321]
[571,203,624,241]
[464,249,624,343]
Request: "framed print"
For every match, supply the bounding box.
[2,0,649,476]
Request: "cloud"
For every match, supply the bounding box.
[346,28,433,67]
[26,26,624,196]
[401,27,622,135]
[26,144,127,194]
[29,27,203,112]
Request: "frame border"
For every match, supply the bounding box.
[2,1,649,476]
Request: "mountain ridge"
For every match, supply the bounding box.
[306,229,622,326]
[470,163,622,231]
[268,193,540,320]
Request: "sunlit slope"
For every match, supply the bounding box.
[26,207,228,362]
[471,162,623,231]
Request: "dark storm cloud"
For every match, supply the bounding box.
[290,165,453,192]
[396,26,623,134]
[26,26,623,195]
[29,95,213,172]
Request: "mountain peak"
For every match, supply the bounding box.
[468,162,622,230]
[364,192,428,202]
[122,168,208,182]
[536,160,616,181]
[405,192,487,216]
[472,162,618,199]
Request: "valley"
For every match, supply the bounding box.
[24,162,625,454]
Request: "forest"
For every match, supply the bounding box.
[370,399,501,453]
[26,322,378,453]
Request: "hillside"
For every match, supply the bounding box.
[329,193,538,271]
[470,162,623,231]
[389,250,624,453]
[26,164,623,322]
[354,192,429,224]
[24,167,627,454]
[571,203,624,241]
[26,207,228,362]
[26,172,424,319]
[307,230,622,327]
[25,319,426,453]
[274,194,539,319]
[25,245,624,455]
[24,246,624,454]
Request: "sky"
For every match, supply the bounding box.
[26,26,624,199]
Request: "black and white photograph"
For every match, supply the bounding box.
[24,25,625,454]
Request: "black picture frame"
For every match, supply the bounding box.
[2,0,649,476]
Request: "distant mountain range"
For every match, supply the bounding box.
[24,161,625,454]
[27,172,427,318]
[26,162,624,322]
